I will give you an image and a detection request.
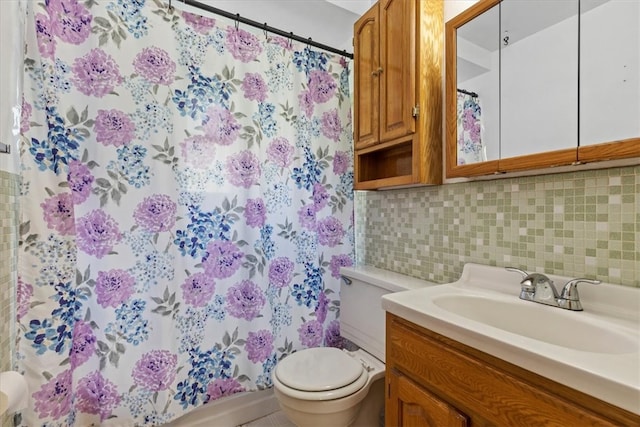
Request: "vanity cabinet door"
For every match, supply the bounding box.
[386,369,469,427]
[354,0,416,150]
[386,313,640,427]
[378,0,417,144]
[353,3,379,150]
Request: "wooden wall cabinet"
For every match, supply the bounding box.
[386,313,640,427]
[353,0,443,190]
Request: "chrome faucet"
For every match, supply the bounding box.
[506,267,600,311]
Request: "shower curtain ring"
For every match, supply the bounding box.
[235,14,240,30]
[263,22,268,40]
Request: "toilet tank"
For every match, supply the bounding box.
[339,266,438,362]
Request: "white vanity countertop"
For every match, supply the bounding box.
[381,263,640,415]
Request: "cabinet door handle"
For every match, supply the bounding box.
[372,67,384,77]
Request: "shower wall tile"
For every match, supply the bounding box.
[355,165,639,287]
[0,170,19,427]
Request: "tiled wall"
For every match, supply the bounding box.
[355,165,639,287]
[0,170,19,427]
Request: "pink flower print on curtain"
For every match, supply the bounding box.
[203,240,244,279]
[244,198,267,228]
[182,11,216,34]
[226,27,263,62]
[332,151,350,174]
[241,72,268,102]
[316,216,345,247]
[315,292,329,323]
[329,254,353,278]
[32,369,72,420]
[41,193,75,235]
[298,204,317,231]
[181,272,216,307]
[48,0,93,44]
[206,378,245,401]
[133,47,176,85]
[95,269,136,308]
[267,137,294,168]
[75,371,121,421]
[226,150,262,188]
[76,209,121,258]
[324,320,344,348]
[226,280,267,321]
[35,13,56,59]
[308,70,336,103]
[133,194,177,233]
[94,109,136,147]
[71,48,121,97]
[320,108,342,142]
[69,320,96,369]
[16,277,33,320]
[245,330,274,363]
[298,320,323,348]
[132,350,178,392]
[203,105,241,145]
[67,160,94,204]
[268,257,295,288]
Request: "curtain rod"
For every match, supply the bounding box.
[172,0,354,59]
[457,88,478,98]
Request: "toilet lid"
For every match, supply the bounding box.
[275,347,365,392]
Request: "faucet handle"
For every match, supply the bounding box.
[505,267,528,278]
[560,278,601,301]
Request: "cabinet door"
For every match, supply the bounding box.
[354,4,379,150]
[379,0,417,143]
[386,369,469,427]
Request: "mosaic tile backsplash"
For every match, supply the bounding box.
[355,165,639,287]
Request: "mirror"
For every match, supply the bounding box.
[446,0,640,179]
[455,2,499,166]
[500,0,578,159]
[580,0,640,147]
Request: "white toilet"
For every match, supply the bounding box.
[273,265,436,427]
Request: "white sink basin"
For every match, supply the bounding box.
[432,294,638,354]
[381,263,640,415]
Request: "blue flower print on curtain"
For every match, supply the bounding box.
[17,1,354,426]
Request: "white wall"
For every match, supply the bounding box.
[0,0,24,173]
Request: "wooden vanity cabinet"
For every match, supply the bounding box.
[353,0,443,190]
[385,313,640,427]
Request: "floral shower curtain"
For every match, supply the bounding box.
[16,0,354,425]
[456,91,485,165]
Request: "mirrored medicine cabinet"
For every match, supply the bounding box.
[446,0,640,178]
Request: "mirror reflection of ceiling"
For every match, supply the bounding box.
[459,0,611,50]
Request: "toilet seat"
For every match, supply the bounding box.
[274,347,368,401]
